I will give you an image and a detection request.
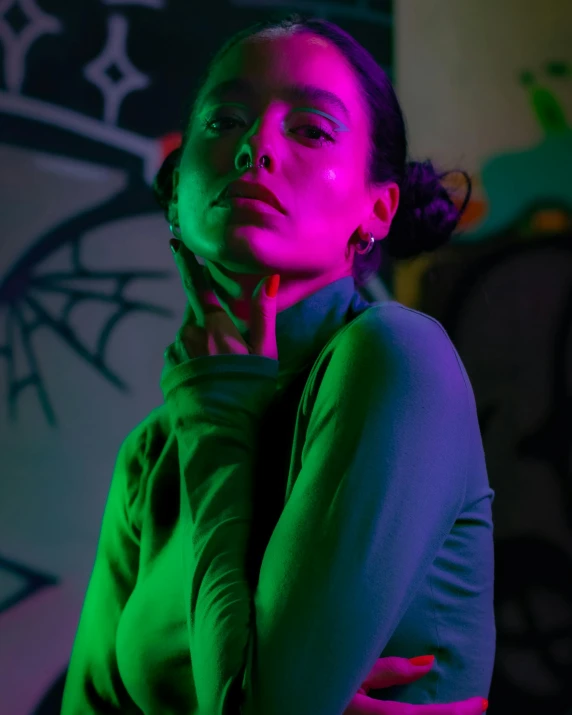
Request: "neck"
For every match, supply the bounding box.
[203,260,354,336]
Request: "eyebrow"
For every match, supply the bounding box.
[199,77,352,124]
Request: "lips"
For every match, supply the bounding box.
[217,180,285,213]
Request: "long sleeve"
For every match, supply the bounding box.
[61,430,145,714]
[160,354,278,714]
[161,305,471,715]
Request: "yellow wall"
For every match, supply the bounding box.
[395,0,572,176]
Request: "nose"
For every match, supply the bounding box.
[235,107,283,170]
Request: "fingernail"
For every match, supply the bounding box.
[408,655,435,666]
[265,274,280,298]
[481,699,488,712]
[170,238,180,254]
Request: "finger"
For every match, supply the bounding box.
[171,240,223,327]
[171,240,205,327]
[345,694,487,715]
[362,657,435,691]
[180,245,228,317]
[250,274,279,359]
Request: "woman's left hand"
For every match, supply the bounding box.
[168,238,280,363]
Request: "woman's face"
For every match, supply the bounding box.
[172,31,390,286]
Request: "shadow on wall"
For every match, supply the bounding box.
[394,205,572,714]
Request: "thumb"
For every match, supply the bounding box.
[250,274,280,359]
[361,655,435,691]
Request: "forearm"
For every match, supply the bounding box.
[162,353,278,715]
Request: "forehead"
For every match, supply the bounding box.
[202,32,365,119]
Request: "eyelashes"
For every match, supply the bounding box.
[201,115,335,144]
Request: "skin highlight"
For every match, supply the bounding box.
[169,30,399,336]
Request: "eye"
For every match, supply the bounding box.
[201,115,335,144]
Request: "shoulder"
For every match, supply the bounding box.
[347,300,455,351]
[324,300,471,406]
[350,300,463,363]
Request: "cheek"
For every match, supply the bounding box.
[303,167,359,220]
[299,166,364,240]
[186,131,230,177]
[319,166,357,200]
[177,169,210,219]
[177,141,227,215]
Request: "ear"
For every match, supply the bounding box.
[167,167,180,225]
[172,166,180,196]
[364,182,400,240]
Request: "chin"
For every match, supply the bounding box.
[209,235,281,273]
[205,252,268,278]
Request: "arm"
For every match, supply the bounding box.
[162,305,470,715]
[60,429,145,714]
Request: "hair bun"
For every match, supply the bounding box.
[384,159,472,259]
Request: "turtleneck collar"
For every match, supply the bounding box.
[244,276,374,392]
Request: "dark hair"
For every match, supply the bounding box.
[153,12,471,287]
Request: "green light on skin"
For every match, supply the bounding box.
[202,103,350,133]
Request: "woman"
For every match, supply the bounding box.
[61,12,495,715]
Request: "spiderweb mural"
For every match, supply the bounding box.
[0,0,180,426]
[0,2,393,713]
[0,197,173,425]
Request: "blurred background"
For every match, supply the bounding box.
[1,1,571,713]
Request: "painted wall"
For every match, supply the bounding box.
[396,0,572,171]
[0,2,393,714]
[396,3,572,713]
[1,1,570,713]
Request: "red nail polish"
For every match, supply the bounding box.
[481,698,489,712]
[408,655,435,666]
[265,274,280,298]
